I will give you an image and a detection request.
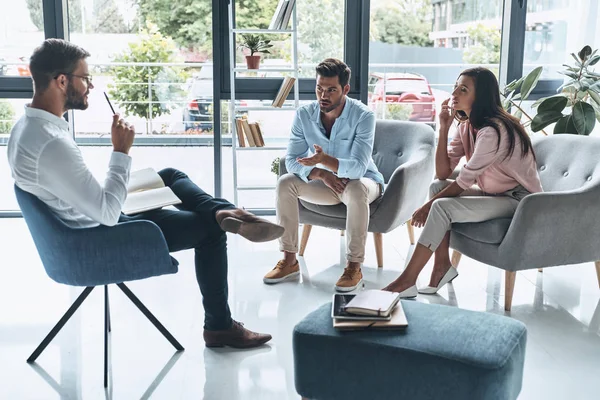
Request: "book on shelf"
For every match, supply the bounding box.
[280,0,296,30]
[249,122,265,147]
[235,118,246,147]
[235,117,266,147]
[269,0,289,30]
[123,168,181,215]
[240,117,256,147]
[333,303,408,331]
[272,76,296,107]
[343,290,402,317]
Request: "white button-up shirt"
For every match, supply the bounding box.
[7,106,131,228]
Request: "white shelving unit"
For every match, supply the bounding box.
[227,1,300,206]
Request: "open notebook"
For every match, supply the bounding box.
[122,168,182,215]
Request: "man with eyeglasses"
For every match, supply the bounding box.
[7,38,282,349]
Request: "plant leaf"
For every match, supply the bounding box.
[558,79,578,92]
[505,76,524,93]
[520,66,543,100]
[572,101,596,135]
[514,109,523,120]
[531,111,564,132]
[538,96,568,113]
[571,53,583,67]
[559,70,580,80]
[589,90,600,106]
[554,115,578,134]
[589,55,600,66]
[579,45,593,61]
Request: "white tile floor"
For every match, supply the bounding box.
[1,217,600,399]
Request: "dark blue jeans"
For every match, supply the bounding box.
[119,168,236,331]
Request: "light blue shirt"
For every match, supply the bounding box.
[285,97,384,184]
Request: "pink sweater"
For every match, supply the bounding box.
[448,121,543,194]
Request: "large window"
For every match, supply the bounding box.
[524,0,599,79]
[66,0,216,195]
[67,0,214,138]
[369,0,501,130]
[0,1,45,77]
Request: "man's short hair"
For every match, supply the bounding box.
[29,39,90,93]
[315,58,351,87]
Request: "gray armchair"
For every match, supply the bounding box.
[450,134,600,311]
[279,120,435,267]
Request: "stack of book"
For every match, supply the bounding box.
[331,290,408,331]
[269,0,297,30]
[272,76,296,107]
[235,116,265,147]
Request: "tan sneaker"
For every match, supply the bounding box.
[263,260,300,284]
[335,267,364,292]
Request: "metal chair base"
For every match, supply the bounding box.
[26,283,184,387]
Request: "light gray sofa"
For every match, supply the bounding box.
[279,120,435,267]
[450,134,600,311]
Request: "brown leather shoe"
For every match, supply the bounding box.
[216,209,284,242]
[335,266,364,292]
[203,320,272,349]
[263,260,300,284]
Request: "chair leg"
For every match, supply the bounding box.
[299,224,312,257]
[406,220,415,245]
[27,287,95,363]
[505,271,517,311]
[116,283,184,351]
[595,261,600,289]
[104,285,109,388]
[373,232,384,268]
[106,286,111,333]
[451,250,462,268]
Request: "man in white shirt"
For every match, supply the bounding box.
[8,39,282,349]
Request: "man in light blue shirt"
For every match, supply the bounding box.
[264,58,384,292]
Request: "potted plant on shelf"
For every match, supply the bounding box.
[238,34,273,70]
[530,45,600,135]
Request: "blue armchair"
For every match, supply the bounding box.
[15,185,183,387]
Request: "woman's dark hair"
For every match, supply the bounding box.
[456,67,534,160]
[315,58,351,87]
[29,39,90,93]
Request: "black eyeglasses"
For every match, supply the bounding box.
[55,73,93,85]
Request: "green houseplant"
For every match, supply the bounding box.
[238,34,273,69]
[530,45,600,135]
[501,66,544,133]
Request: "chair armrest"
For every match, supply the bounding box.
[279,157,288,177]
[60,220,178,286]
[499,183,600,269]
[371,146,434,232]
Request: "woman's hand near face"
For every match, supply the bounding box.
[439,98,456,132]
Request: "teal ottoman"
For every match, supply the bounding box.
[293,301,527,400]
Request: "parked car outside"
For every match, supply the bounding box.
[368,72,436,129]
[183,66,248,132]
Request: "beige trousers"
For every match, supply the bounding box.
[276,173,381,263]
[418,180,528,252]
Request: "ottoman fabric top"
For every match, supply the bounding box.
[294,300,527,370]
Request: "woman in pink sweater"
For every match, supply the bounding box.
[383,67,542,297]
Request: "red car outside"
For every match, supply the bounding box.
[368,72,436,127]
